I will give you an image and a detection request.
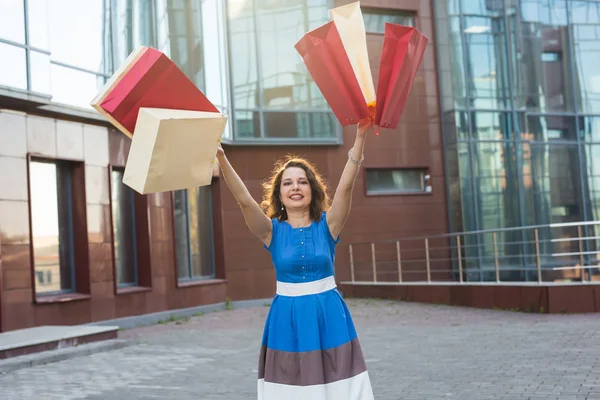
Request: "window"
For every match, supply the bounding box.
[202,0,232,140]
[156,0,203,88]
[110,168,138,287]
[0,0,25,43]
[0,43,27,90]
[365,168,430,195]
[0,0,159,108]
[227,0,338,141]
[362,8,415,34]
[173,187,215,282]
[29,160,76,295]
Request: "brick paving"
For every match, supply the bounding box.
[1,298,600,399]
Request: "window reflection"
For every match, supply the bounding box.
[470,112,512,140]
[583,143,600,280]
[29,160,75,294]
[50,64,102,108]
[0,43,27,90]
[570,0,600,113]
[580,116,600,142]
[263,112,335,138]
[188,186,214,278]
[472,141,523,279]
[203,0,227,107]
[513,0,571,111]
[365,169,425,195]
[309,113,337,138]
[228,0,258,109]
[111,169,137,287]
[584,143,600,221]
[173,190,191,279]
[202,0,232,140]
[524,143,582,278]
[47,0,105,73]
[27,0,50,50]
[438,16,468,110]
[174,187,215,281]
[159,0,204,89]
[257,0,328,109]
[113,0,157,65]
[0,0,25,43]
[464,14,510,109]
[362,9,414,34]
[30,51,51,94]
[235,110,259,138]
[525,115,577,142]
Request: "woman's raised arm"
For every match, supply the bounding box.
[326,119,373,239]
[216,146,273,246]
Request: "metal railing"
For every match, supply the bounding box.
[344,221,600,285]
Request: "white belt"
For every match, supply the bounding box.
[276,276,337,297]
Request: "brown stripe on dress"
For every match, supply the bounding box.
[257,338,368,386]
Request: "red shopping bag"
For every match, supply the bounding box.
[295,21,372,127]
[91,46,218,138]
[375,23,429,130]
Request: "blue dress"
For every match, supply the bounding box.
[257,212,374,400]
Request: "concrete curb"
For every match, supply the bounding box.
[85,298,273,330]
[0,339,131,375]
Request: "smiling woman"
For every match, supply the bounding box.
[216,118,375,400]
[260,157,329,225]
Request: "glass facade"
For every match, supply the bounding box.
[435,0,600,281]
[0,0,338,142]
[228,0,337,141]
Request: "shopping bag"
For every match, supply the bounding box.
[374,23,429,130]
[295,21,371,126]
[122,108,227,194]
[91,46,218,139]
[329,1,376,109]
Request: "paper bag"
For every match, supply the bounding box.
[91,47,218,138]
[375,23,429,130]
[329,2,376,108]
[295,21,371,126]
[123,108,227,194]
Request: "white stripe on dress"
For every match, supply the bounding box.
[276,276,337,297]
[257,370,374,400]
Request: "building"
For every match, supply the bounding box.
[0,0,598,333]
[435,0,600,284]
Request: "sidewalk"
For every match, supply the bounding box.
[1,299,599,399]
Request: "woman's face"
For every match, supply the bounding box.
[280,167,312,212]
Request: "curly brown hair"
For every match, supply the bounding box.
[261,155,331,222]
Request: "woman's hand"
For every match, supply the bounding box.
[216,143,225,159]
[357,118,374,139]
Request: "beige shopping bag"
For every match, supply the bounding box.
[123,108,227,194]
[329,1,376,107]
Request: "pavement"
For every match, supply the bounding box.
[0,298,599,399]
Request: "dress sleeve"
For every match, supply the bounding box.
[323,212,341,245]
[263,218,278,251]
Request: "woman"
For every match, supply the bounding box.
[216,118,375,400]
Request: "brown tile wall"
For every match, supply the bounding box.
[219,0,449,300]
[0,111,226,333]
